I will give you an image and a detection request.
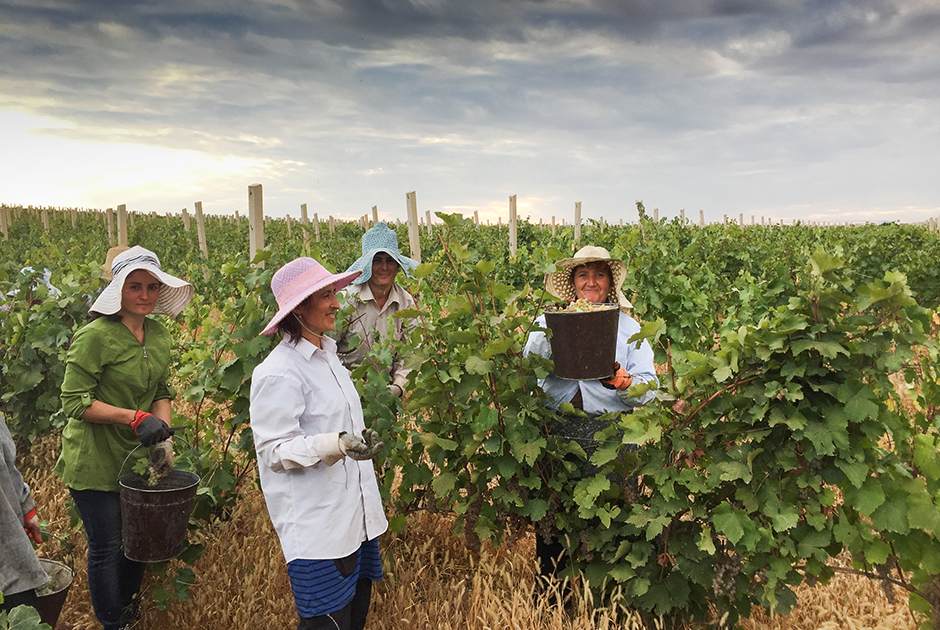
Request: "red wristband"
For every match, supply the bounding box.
[24,508,37,523]
[130,410,149,432]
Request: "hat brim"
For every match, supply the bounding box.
[260,269,361,336]
[544,256,633,309]
[346,248,418,285]
[90,263,194,317]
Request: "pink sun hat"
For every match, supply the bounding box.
[260,257,361,336]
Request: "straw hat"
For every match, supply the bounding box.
[544,245,632,308]
[344,222,418,285]
[90,246,194,317]
[102,245,130,280]
[261,257,361,336]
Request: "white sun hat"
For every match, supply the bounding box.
[544,245,633,309]
[90,246,194,317]
[261,257,362,336]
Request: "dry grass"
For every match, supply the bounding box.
[19,432,923,630]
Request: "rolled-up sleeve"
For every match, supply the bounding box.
[60,327,105,419]
[249,374,343,472]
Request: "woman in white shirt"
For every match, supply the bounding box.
[250,257,388,630]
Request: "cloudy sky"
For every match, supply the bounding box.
[2,0,939,226]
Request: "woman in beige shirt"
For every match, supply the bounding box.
[334,222,419,397]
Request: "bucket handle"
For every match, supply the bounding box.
[37,529,76,572]
[118,435,200,481]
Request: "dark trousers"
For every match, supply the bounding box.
[69,488,146,630]
[297,579,373,630]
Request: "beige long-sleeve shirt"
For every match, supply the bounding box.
[333,282,417,392]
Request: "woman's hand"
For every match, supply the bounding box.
[23,509,42,544]
[339,429,384,460]
[130,411,175,446]
[601,362,632,390]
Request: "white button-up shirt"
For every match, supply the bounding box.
[250,336,388,562]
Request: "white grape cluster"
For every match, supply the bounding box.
[548,299,615,313]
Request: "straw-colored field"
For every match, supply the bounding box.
[17,432,922,630]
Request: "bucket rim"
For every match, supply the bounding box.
[35,558,74,597]
[118,469,200,493]
[544,302,620,315]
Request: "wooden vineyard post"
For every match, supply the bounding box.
[509,194,518,258]
[473,210,479,226]
[248,184,265,268]
[235,210,240,227]
[301,204,310,249]
[0,205,9,240]
[182,208,191,231]
[406,191,421,263]
[286,214,292,238]
[680,208,685,223]
[329,216,335,237]
[117,205,129,246]
[653,208,658,222]
[699,210,704,228]
[574,202,582,246]
[194,202,209,259]
[599,216,605,234]
[41,208,49,232]
[314,213,321,242]
[425,210,432,235]
[372,206,379,225]
[551,216,556,237]
[106,208,115,245]
[739,213,744,227]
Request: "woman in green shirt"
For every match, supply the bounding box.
[55,246,193,630]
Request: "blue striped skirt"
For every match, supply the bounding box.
[286,540,384,618]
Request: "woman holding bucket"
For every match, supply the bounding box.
[250,257,387,630]
[523,245,657,589]
[56,245,193,630]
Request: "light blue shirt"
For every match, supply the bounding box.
[523,310,658,415]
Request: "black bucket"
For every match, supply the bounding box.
[33,558,73,628]
[118,469,199,563]
[544,305,620,380]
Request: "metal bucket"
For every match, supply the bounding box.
[33,558,73,628]
[118,469,199,563]
[544,305,620,380]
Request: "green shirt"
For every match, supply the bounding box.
[54,317,175,491]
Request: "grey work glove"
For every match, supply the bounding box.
[150,440,175,478]
[388,384,403,398]
[339,429,384,461]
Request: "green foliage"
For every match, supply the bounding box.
[5,204,940,624]
[0,605,52,630]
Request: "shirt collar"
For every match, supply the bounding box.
[286,334,338,359]
[348,281,402,306]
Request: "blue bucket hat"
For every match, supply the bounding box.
[345,222,418,285]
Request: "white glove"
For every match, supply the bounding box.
[150,439,175,478]
[339,429,384,461]
[389,384,403,398]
